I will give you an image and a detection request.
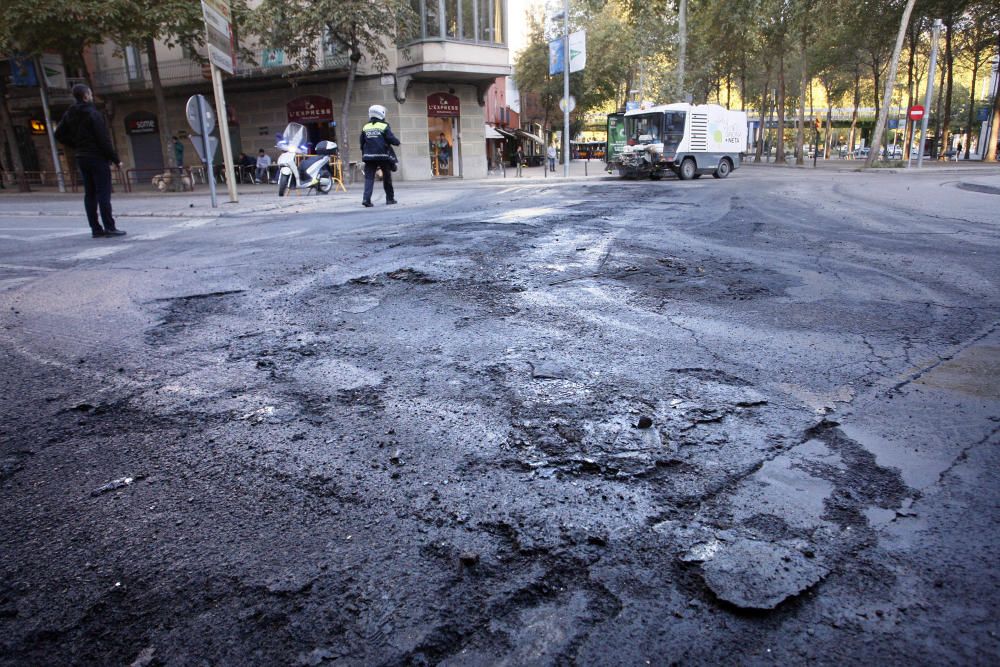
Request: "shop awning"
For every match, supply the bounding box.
[515,129,545,145]
[496,127,517,140]
[484,124,504,139]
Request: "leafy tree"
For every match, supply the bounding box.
[0,0,110,190]
[250,0,418,171]
[105,1,224,170]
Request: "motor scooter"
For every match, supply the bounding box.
[275,123,339,196]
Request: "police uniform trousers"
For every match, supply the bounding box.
[362,161,394,204]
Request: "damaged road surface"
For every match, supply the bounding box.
[1,169,999,664]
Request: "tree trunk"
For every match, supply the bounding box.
[866,0,916,168]
[796,36,807,166]
[145,38,172,170]
[340,47,362,183]
[987,31,1000,162]
[755,71,769,162]
[823,80,833,160]
[677,0,687,99]
[903,20,917,160]
[0,80,30,192]
[941,16,954,157]
[776,53,786,164]
[965,54,980,159]
[849,68,860,157]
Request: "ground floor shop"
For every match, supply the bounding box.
[4,74,492,186]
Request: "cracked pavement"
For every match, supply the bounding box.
[1,167,999,664]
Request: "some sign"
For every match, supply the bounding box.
[10,55,38,87]
[908,105,925,121]
[427,93,460,118]
[124,111,158,135]
[286,96,334,123]
[30,119,47,135]
[559,96,576,113]
[201,0,236,74]
[40,53,67,89]
[261,49,285,68]
[548,30,587,75]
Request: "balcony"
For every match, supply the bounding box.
[91,50,350,95]
[395,40,509,102]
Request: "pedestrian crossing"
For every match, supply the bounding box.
[0,217,221,292]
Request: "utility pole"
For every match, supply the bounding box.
[917,19,943,168]
[563,0,570,177]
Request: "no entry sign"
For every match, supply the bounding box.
[908,105,925,121]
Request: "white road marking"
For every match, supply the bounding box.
[0,264,59,272]
[139,217,216,240]
[68,245,129,261]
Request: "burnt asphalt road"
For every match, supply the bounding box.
[1,168,999,665]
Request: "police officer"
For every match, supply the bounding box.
[359,104,400,207]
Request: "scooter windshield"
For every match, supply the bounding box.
[277,123,308,154]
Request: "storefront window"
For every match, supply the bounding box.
[410,0,505,44]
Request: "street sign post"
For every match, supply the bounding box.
[187,94,219,208]
[200,0,238,203]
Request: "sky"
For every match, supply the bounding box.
[508,0,542,63]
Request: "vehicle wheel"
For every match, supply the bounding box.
[318,177,333,194]
[713,158,732,179]
[678,158,696,180]
[278,173,290,196]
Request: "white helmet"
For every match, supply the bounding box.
[368,104,387,121]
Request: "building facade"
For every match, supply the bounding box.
[4,1,510,184]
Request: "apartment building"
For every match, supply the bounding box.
[7,1,510,183]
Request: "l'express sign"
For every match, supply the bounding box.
[427,93,460,118]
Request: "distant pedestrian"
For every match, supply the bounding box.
[515,145,524,168]
[547,144,557,171]
[170,135,184,168]
[255,149,272,183]
[359,104,400,207]
[55,84,125,238]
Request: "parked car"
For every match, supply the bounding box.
[853,147,870,159]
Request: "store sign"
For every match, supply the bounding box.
[427,93,460,118]
[30,119,47,135]
[125,111,158,135]
[286,96,333,123]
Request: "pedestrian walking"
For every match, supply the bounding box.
[55,84,125,238]
[547,144,557,172]
[359,104,400,207]
[170,135,184,168]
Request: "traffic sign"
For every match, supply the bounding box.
[559,96,576,113]
[186,94,216,134]
[908,105,925,121]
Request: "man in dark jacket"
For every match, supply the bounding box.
[55,84,125,237]
[359,104,400,207]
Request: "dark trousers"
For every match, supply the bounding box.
[77,157,115,232]
[362,161,394,203]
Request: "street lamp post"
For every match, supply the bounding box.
[917,19,943,168]
[563,0,570,177]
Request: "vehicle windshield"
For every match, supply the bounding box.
[276,123,308,154]
[626,114,661,144]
